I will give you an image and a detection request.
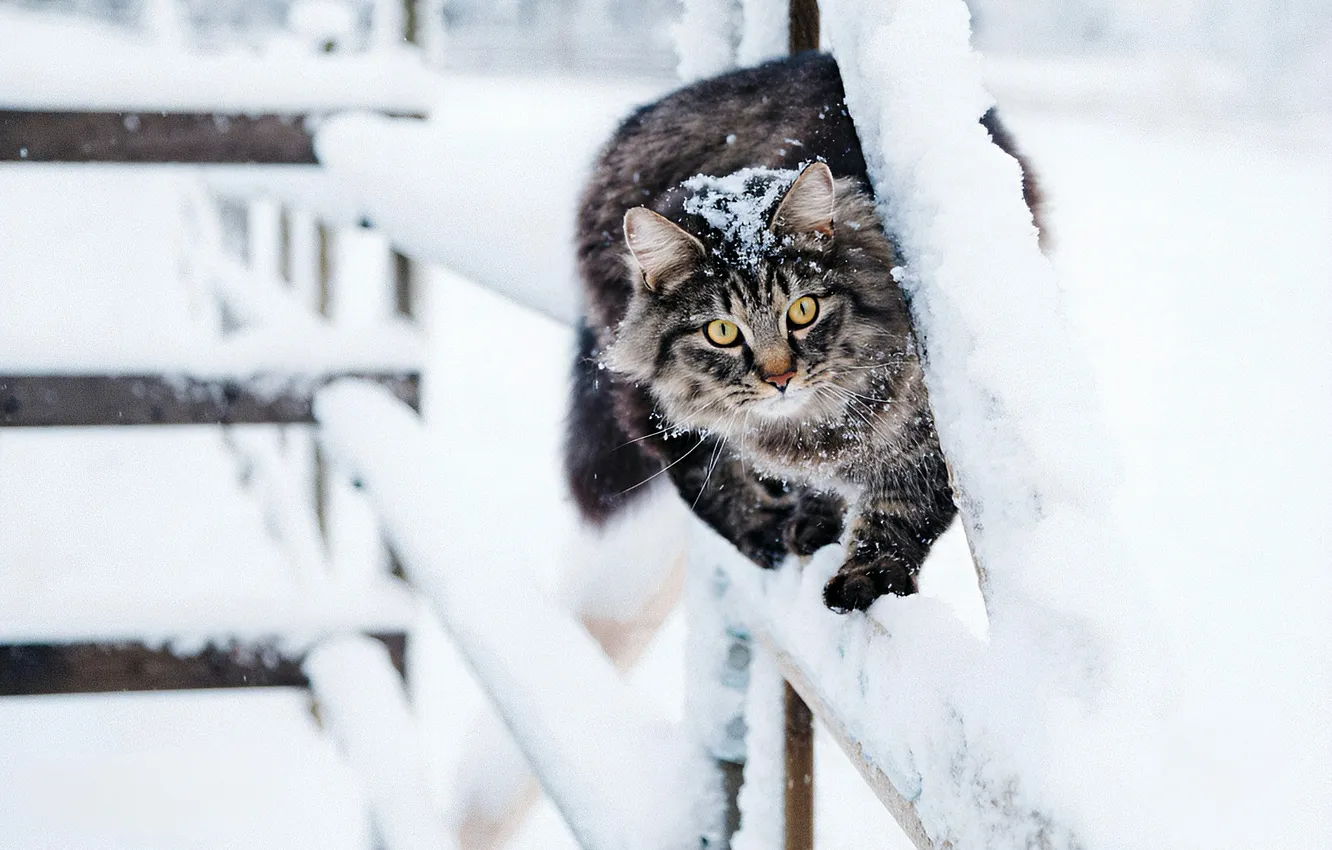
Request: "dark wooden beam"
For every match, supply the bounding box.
[0,110,422,164]
[0,110,318,164]
[0,373,419,427]
[789,0,820,54]
[0,633,406,696]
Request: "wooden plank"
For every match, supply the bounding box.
[761,635,936,850]
[0,633,406,696]
[784,683,815,850]
[0,373,419,427]
[0,110,421,164]
[1,110,318,163]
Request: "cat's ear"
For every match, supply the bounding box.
[624,207,705,293]
[771,162,836,239]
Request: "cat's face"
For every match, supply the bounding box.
[605,163,917,440]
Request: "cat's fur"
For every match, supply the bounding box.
[568,52,1041,612]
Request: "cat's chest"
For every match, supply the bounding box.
[738,418,894,496]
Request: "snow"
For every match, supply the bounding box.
[0,7,441,112]
[729,644,787,850]
[674,0,739,82]
[305,636,452,850]
[0,323,422,377]
[736,0,790,68]
[682,167,797,270]
[0,689,372,850]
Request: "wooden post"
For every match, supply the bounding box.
[784,682,815,850]
[789,0,820,53]
[782,6,819,846]
[393,250,416,319]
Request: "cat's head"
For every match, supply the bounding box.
[605,162,918,438]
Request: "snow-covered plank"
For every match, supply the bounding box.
[315,380,694,850]
[0,577,416,646]
[306,636,453,850]
[0,633,405,697]
[0,41,441,113]
[694,528,1081,850]
[312,76,665,324]
[0,320,422,376]
[0,372,418,427]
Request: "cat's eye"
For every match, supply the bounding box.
[705,319,741,347]
[787,295,819,328]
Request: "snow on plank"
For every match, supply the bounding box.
[0,577,416,647]
[312,77,665,325]
[694,527,1082,850]
[315,380,692,850]
[305,636,454,850]
[0,19,440,115]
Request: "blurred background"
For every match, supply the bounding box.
[0,1,1328,849]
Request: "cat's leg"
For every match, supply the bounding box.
[783,485,847,558]
[822,479,956,613]
[654,433,845,568]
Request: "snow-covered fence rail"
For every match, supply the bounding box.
[317,382,698,850]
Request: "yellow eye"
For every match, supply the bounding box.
[705,319,741,347]
[787,295,819,328]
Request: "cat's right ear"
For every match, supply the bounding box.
[624,208,705,293]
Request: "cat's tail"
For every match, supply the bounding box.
[565,322,663,525]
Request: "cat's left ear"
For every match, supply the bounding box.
[771,162,836,240]
[624,207,706,293]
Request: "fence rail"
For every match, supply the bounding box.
[0,373,420,427]
[0,634,407,697]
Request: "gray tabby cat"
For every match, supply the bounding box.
[567,53,1040,611]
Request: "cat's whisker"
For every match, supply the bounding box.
[618,433,710,496]
[694,408,740,509]
[617,395,728,448]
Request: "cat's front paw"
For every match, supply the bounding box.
[736,525,790,570]
[782,493,845,558]
[822,557,918,613]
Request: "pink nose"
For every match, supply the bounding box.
[764,370,796,390]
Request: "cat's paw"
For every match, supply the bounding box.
[822,559,918,613]
[782,495,845,558]
[736,526,790,570]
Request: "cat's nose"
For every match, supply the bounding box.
[764,370,797,391]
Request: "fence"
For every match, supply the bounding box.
[0,1,1092,848]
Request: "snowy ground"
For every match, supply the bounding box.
[2,9,1330,850]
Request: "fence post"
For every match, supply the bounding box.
[782,6,819,846]
[783,683,814,850]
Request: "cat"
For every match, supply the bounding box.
[567,51,1041,612]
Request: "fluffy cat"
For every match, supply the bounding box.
[567,52,1040,611]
